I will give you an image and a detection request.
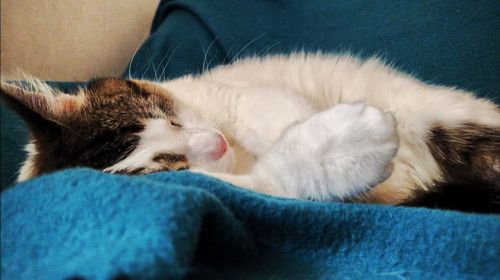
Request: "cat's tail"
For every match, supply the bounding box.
[401,178,500,214]
[403,122,500,214]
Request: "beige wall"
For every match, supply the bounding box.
[1,0,160,81]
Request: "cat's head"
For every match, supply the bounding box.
[0,78,234,181]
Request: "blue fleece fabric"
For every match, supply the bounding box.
[2,1,500,279]
[2,169,500,279]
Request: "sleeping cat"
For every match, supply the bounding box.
[1,53,499,212]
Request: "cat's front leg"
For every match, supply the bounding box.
[257,102,399,201]
[190,169,291,198]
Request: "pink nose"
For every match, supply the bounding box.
[209,134,227,160]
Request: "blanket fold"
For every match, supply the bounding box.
[2,0,500,279]
[2,169,499,279]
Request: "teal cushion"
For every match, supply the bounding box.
[128,0,499,102]
[2,0,499,189]
[1,83,83,189]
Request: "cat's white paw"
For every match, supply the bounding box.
[319,102,399,192]
[259,102,399,201]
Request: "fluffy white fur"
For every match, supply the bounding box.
[155,53,498,202]
[16,53,500,203]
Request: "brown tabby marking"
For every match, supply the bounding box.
[152,153,190,171]
[1,78,183,178]
[394,123,500,212]
[428,123,500,185]
[352,122,500,211]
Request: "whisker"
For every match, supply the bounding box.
[257,41,281,57]
[223,45,234,64]
[140,64,151,80]
[202,36,220,73]
[155,50,173,80]
[128,32,149,79]
[206,53,218,71]
[230,33,267,63]
[140,53,152,81]
[159,44,181,81]
[145,49,159,81]
[196,35,207,73]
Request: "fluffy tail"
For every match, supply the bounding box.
[402,179,500,214]
[403,122,500,213]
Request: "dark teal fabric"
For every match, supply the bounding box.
[0,82,83,190]
[2,0,499,189]
[127,0,500,102]
[1,1,500,279]
[1,106,28,189]
[2,168,500,279]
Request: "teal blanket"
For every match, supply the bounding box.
[2,0,500,279]
[2,169,500,279]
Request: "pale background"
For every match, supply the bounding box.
[1,0,161,81]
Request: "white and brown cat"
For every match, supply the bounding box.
[1,53,499,213]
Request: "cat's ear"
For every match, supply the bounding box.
[0,81,83,130]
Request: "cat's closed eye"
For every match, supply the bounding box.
[170,120,182,128]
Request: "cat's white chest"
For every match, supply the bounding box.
[232,87,317,155]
